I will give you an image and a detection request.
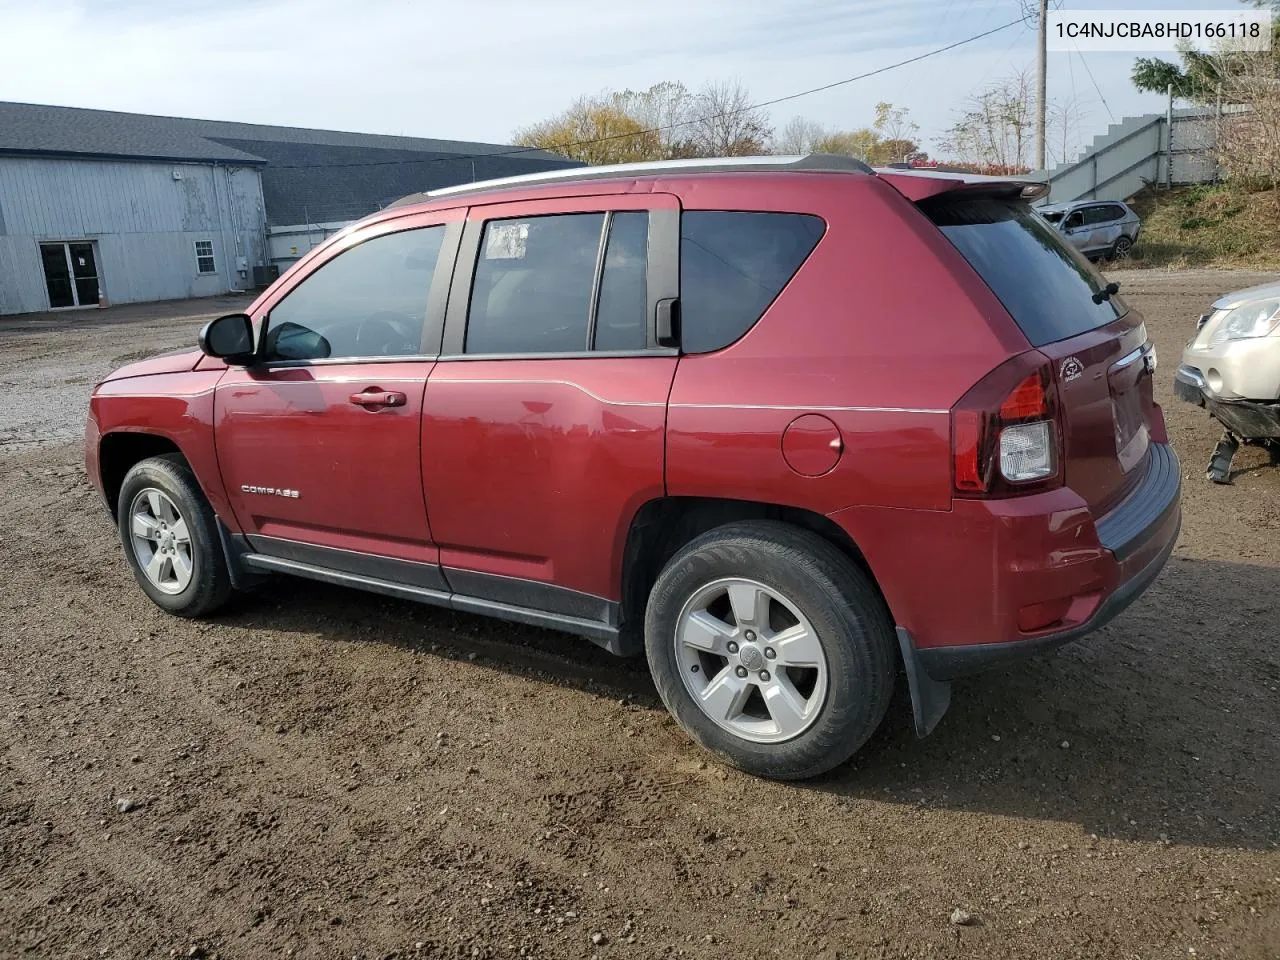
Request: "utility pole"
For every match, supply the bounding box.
[1035,0,1048,170]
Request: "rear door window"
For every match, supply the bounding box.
[466,213,603,354]
[464,211,654,354]
[922,195,1124,347]
[1084,205,1120,225]
[593,212,650,351]
[679,211,825,353]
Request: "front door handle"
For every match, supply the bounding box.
[349,389,406,408]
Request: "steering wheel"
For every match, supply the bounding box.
[354,313,418,357]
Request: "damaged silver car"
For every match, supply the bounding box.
[1176,279,1280,482]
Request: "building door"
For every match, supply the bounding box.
[39,242,99,309]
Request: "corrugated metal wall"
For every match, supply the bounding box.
[0,156,266,315]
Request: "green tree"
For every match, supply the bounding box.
[513,99,662,165]
[514,80,773,164]
[1131,0,1279,100]
[813,128,882,161]
[873,102,919,144]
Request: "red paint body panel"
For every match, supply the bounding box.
[214,362,436,561]
[107,348,204,381]
[90,370,233,523]
[667,404,951,513]
[424,357,675,598]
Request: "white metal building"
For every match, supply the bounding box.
[0,102,578,316]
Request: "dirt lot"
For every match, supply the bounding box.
[2,276,1279,960]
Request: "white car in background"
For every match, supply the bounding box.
[1176,280,1280,482]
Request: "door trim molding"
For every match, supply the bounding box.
[444,566,617,625]
[246,535,450,592]
[233,535,632,655]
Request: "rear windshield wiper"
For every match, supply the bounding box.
[1092,281,1120,305]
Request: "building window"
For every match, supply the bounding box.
[194,240,216,275]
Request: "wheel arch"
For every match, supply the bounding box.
[97,431,185,518]
[617,496,893,646]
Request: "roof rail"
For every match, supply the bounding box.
[387,153,873,208]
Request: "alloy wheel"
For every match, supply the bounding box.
[674,578,829,743]
[128,488,193,595]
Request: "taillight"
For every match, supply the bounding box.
[952,354,1062,497]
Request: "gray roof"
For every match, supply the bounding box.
[0,101,581,223]
[0,101,570,165]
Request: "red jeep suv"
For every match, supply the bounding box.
[85,155,1181,779]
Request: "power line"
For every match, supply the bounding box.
[1074,47,1116,123]
[270,17,1028,172]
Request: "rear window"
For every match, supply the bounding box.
[923,195,1124,347]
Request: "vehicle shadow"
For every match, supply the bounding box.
[214,553,1280,853]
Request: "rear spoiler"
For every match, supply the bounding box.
[873,168,1049,203]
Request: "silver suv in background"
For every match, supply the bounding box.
[1037,200,1142,261]
[1176,279,1280,482]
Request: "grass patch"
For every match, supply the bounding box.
[1123,183,1280,269]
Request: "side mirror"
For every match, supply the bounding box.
[199,313,255,364]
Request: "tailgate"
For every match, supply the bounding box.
[1037,317,1155,513]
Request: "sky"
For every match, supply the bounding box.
[0,0,1258,167]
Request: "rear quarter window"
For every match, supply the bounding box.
[922,195,1124,347]
[680,211,825,353]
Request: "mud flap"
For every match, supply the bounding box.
[217,519,270,591]
[895,627,952,738]
[1206,431,1239,485]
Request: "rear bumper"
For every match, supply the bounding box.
[832,442,1182,687]
[1175,364,1280,439]
[914,442,1181,680]
[915,510,1178,680]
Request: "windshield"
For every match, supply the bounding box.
[1039,209,1064,224]
[921,195,1124,347]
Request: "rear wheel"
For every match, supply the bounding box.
[644,521,896,780]
[117,454,232,617]
[1110,235,1134,260]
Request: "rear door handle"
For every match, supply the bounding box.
[349,389,406,408]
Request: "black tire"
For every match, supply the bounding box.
[1110,235,1134,260]
[116,453,232,617]
[644,521,896,780]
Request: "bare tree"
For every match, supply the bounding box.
[775,116,828,155]
[941,69,1036,171]
[873,102,920,144]
[684,80,774,157]
[1046,97,1087,168]
[1210,47,1280,204]
[612,82,695,160]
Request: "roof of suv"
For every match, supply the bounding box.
[1039,200,1134,214]
[386,154,1050,210]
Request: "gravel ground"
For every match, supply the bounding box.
[1,272,1278,959]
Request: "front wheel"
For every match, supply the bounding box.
[645,521,897,780]
[117,454,232,617]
